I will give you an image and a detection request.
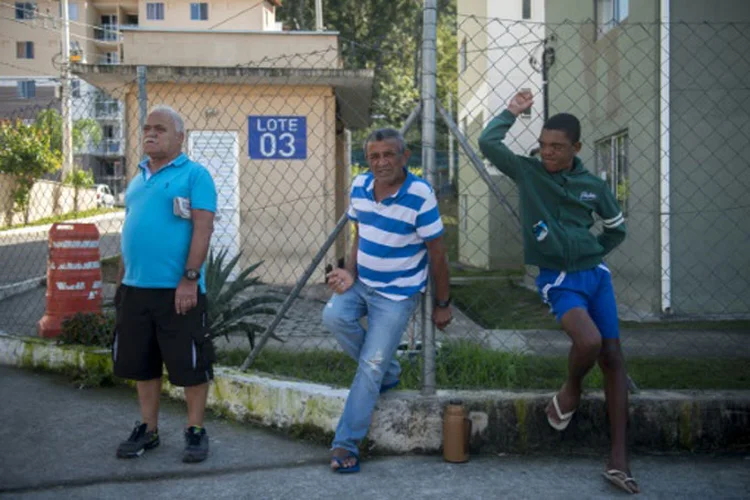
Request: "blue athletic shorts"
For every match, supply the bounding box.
[536,264,620,339]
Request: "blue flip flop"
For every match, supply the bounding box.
[331,452,360,474]
[380,379,400,394]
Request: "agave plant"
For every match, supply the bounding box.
[204,248,283,349]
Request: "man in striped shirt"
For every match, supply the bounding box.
[323,128,452,473]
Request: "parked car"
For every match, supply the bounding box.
[95,184,115,208]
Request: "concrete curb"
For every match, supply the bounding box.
[1,333,748,455]
[0,275,45,302]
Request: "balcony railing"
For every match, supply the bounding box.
[96,54,120,65]
[95,139,123,156]
[94,101,121,119]
[94,25,120,42]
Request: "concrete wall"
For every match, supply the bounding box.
[668,0,750,316]
[123,83,340,285]
[121,30,340,68]
[457,0,490,269]
[456,0,534,271]
[544,0,662,318]
[0,173,98,227]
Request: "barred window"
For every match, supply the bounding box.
[595,131,629,215]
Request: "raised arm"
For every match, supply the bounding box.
[478,91,535,181]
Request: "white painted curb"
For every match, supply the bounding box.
[0,332,445,453]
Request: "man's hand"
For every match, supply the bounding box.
[326,268,355,295]
[433,305,452,331]
[175,278,199,315]
[508,90,534,117]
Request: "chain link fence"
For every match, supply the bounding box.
[437,15,750,390]
[1,13,748,392]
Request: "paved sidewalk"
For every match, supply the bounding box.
[1,366,748,499]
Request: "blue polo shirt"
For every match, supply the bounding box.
[121,153,217,293]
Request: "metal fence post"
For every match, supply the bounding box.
[420,0,438,396]
[137,66,147,161]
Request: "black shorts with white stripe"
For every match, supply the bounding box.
[112,285,214,387]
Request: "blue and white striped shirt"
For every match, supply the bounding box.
[347,170,444,301]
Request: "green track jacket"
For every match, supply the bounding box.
[478,110,626,272]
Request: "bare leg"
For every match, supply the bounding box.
[547,308,602,422]
[599,339,638,493]
[184,382,209,428]
[136,378,161,431]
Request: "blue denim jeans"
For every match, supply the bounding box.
[322,280,421,454]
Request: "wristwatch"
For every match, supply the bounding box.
[435,297,451,308]
[184,268,200,281]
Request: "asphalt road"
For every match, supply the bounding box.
[1,367,748,500]
[0,215,123,286]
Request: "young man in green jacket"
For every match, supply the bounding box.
[479,91,639,495]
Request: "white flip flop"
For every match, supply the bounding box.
[602,469,640,494]
[547,393,576,431]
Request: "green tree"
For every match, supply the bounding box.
[0,120,61,225]
[34,109,103,154]
[63,168,95,213]
[276,0,457,156]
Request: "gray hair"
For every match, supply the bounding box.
[149,104,184,134]
[363,128,406,155]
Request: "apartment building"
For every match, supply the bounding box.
[0,0,285,194]
[456,0,546,271]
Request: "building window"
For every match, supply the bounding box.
[596,0,629,38]
[146,2,164,20]
[60,1,78,20]
[103,51,119,64]
[17,80,36,99]
[190,3,208,21]
[16,41,34,59]
[522,0,531,20]
[71,79,81,98]
[15,2,35,19]
[595,131,629,215]
[459,38,467,74]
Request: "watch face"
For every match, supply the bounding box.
[186,269,199,280]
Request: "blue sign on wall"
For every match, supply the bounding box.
[248,116,307,160]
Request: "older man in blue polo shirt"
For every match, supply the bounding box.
[323,128,452,473]
[113,105,217,463]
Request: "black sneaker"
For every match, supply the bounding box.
[183,426,209,463]
[116,422,160,459]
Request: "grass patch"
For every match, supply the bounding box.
[451,276,749,331]
[218,341,750,390]
[452,278,558,330]
[0,207,123,232]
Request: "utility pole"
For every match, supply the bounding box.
[315,0,323,31]
[61,0,73,176]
